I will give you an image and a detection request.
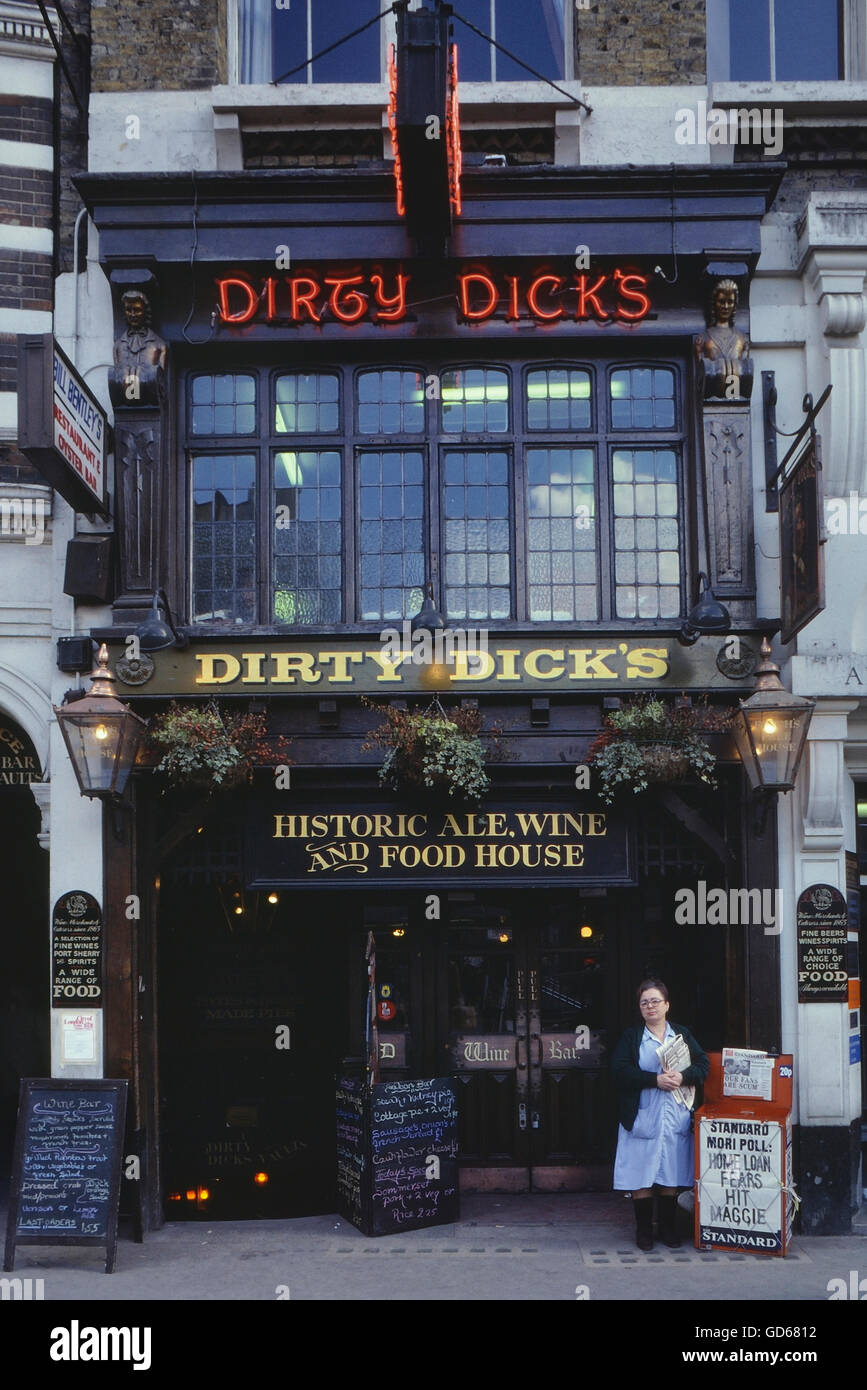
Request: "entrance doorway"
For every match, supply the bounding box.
[357,893,629,1193]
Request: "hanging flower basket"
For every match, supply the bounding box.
[146,701,290,794]
[362,697,502,805]
[587,698,732,806]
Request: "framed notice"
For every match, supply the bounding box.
[4,1079,128,1274]
[797,884,848,1002]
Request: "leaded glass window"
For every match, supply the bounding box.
[273,450,342,624]
[526,368,591,431]
[612,449,680,619]
[526,448,597,621]
[191,454,256,624]
[275,373,339,433]
[443,450,511,620]
[357,370,425,434]
[441,368,509,433]
[610,367,675,430]
[358,451,425,622]
[190,375,256,435]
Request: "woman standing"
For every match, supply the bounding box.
[611,978,709,1251]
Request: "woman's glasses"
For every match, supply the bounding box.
[640,998,666,1008]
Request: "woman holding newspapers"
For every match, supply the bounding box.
[611,978,709,1251]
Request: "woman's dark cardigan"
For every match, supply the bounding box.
[611,1023,710,1132]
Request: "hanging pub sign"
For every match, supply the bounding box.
[249,801,635,890]
[779,434,825,645]
[16,335,109,517]
[214,266,652,328]
[796,883,848,1002]
[52,891,103,1006]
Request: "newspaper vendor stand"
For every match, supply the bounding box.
[694,1051,795,1256]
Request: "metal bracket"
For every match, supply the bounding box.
[762,371,779,512]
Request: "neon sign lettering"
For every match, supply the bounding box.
[216,273,410,326]
[214,268,652,328]
[457,270,652,324]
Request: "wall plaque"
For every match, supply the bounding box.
[796,883,848,1002]
[52,892,103,1006]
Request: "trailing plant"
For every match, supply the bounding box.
[146,701,289,792]
[362,698,502,804]
[587,697,732,805]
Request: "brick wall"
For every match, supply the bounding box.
[91,0,227,92]
[575,1,706,86]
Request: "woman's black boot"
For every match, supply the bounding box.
[657,1194,682,1248]
[633,1196,654,1251]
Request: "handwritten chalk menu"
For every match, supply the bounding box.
[335,1074,365,1230]
[336,1074,459,1236]
[370,1077,458,1235]
[52,891,103,1006]
[697,1115,793,1255]
[797,883,849,1001]
[4,1079,127,1274]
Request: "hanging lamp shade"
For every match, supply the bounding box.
[55,643,148,799]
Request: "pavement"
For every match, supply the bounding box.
[3,1191,866,1303]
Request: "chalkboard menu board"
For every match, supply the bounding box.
[336,1072,459,1237]
[336,1074,366,1230]
[4,1079,128,1274]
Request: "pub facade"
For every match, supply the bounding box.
[10,0,864,1235]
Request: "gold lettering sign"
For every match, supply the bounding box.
[251,803,635,888]
[113,635,759,696]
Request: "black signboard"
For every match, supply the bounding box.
[252,801,635,890]
[336,1073,459,1237]
[52,891,103,1006]
[4,1079,128,1273]
[779,435,825,645]
[797,884,848,1002]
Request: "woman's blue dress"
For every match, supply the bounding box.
[613,1022,694,1190]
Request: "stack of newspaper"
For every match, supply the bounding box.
[656,1034,695,1109]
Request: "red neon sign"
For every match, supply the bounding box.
[456,270,652,324]
[446,42,462,217]
[214,268,652,328]
[216,273,410,326]
[387,43,405,218]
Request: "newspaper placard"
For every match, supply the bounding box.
[722,1047,774,1101]
[698,1116,786,1252]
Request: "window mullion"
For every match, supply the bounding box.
[514,417,527,625]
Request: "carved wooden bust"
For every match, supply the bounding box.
[695,279,753,401]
